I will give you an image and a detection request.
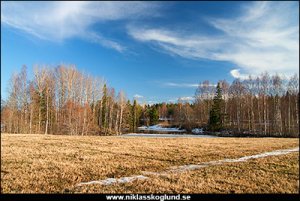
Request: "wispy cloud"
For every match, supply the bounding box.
[85,32,126,53]
[168,99,177,103]
[147,100,158,105]
[1,1,160,52]
[128,26,224,59]
[179,96,195,101]
[163,82,216,88]
[167,96,195,103]
[128,1,299,77]
[164,82,199,88]
[230,69,250,80]
[133,94,143,99]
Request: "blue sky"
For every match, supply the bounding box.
[1,1,299,103]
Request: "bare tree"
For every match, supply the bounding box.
[117,91,126,134]
[287,74,299,136]
[33,66,48,134]
[270,74,283,135]
[4,65,298,138]
[45,69,56,134]
[259,72,270,135]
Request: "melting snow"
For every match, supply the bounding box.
[138,124,186,132]
[76,175,148,186]
[121,133,217,138]
[192,128,203,134]
[220,147,300,163]
[76,147,298,186]
[152,147,299,174]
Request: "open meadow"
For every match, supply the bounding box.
[1,133,299,193]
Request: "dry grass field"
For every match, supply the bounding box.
[1,133,299,193]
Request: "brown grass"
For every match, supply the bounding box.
[1,133,299,193]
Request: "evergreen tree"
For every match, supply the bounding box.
[123,100,133,132]
[132,99,137,132]
[101,84,107,132]
[149,106,159,125]
[208,83,223,131]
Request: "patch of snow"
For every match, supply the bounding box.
[121,133,218,138]
[220,147,299,163]
[145,147,299,175]
[76,175,148,186]
[192,128,203,134]
[137,126,148,129]
[138,124,186,132]
[162,147,299,174]
[75,147,298,186]
[166,164,209,174]
[142,171,168,176]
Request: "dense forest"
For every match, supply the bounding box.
[1,65,299,137]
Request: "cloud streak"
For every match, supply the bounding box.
[179,96,194,101]
[1,1,160,52]
[163,82,217,88]
[164,82,199,88]
[128,1,299,77]
[133,94,143,99]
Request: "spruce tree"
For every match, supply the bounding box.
[208,83,223,131]
[149,106,159,125]
[124,100,133,132]
[132,99,137,132]
[101,84,107,131]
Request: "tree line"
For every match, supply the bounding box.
[1,65,143,135]
[1,65,299,137]
[150,73,298,137]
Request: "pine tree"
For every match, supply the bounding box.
[132,99,137,132]
[101,84,107,133]
[125,100,133,132]
[208,83,223,131]
[149,106,159,125]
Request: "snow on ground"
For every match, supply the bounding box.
[192,128,203,134]
[77,147,299,186]
[218,147,300,163]
[138,124,186,132]
[76,175,148,186]
[151,147,300,174]
[75,147,299,186]
[121,133,218,138]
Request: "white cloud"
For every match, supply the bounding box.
[147,100,158,105]
[1,1,160,52]
[167,96,195,103]
[168,99,176,103]
[163,82,217,89]
[230,69,249,80]
[85,32,126,53]
[133,94,143,99]
[210,1,299,76]
[164,82,199,88]
[128,27,225,60]
[179,96,194,101]
[128,1,299,77]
